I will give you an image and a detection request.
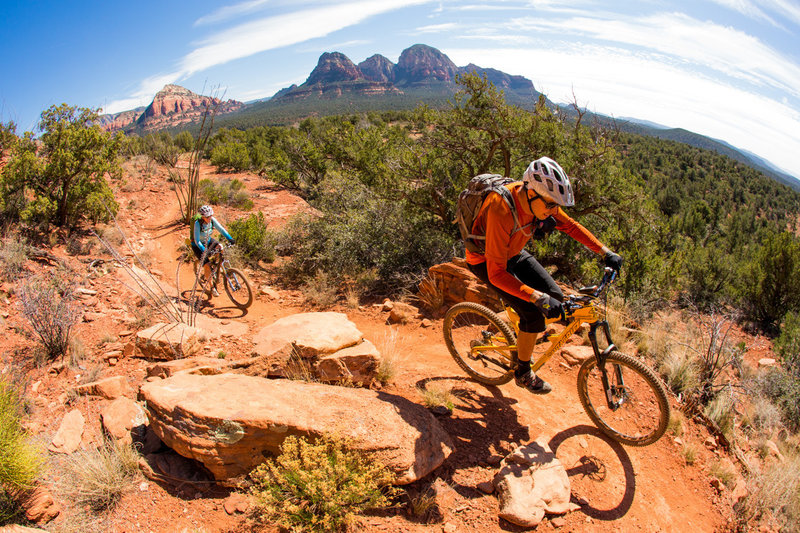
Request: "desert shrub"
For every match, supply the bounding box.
[277,173,454,295]
[753,368,800,431]
[59,441,140,512]
[417,384,455,412]
[0,120,18,151]
[18,276,79,360]
[0,236,28,279]
[249,434,397,532]
[658,348,700,395]
[1,377,44,524]
[375,329,401,384]
[210,141,251,172]
[197,178,253,210]
[227,212,275,265]
[301,270,339,308]
[682,442,698,465]
[775,311,800,377]
[738,451,800,531]
[704,389,737,441]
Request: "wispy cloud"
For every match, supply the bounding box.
[415,22,458,33]
[105,0,434,113]
[707,0,781,27]
[491,12,800,99]
[194,0,271,26]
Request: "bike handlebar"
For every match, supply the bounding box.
[562,267,618,314]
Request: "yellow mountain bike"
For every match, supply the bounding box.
[442,268,669,446]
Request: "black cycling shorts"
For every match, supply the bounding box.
[191,238,220,266]
[468,250,563,334]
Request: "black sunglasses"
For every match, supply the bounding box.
[527,191,558,210]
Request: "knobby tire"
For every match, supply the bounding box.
[223,268,253,309]
[577,350,670,446]
[443,302,517,385]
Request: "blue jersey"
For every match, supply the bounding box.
[191,216,232,251]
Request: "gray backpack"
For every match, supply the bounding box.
[456,174,525,253]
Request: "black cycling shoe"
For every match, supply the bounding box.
[515,371,552,395]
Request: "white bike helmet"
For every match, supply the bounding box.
[522,157,574,207]
[199,205,214,217]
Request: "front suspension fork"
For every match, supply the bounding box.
[588,320,624,410]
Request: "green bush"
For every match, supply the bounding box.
[775,311,800,377]
[278,173,454,294]
[249,434,397,532]
[198,178,254,210]
[210,141,251,172]
[228,212,275,265]
[1,378,44,523]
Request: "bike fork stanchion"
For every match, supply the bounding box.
[588,320,622,410]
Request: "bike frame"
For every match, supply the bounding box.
[469,274,625,410]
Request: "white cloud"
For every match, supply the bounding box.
[443,45,800,178]
[415,22,458,33]
[194,0,272,26]
[706,0,781,27]
[489,12,800,99]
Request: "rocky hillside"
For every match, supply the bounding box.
[98,85,243,133]
[273,44,537,102]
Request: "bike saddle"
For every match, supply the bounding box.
[577,285,598,295]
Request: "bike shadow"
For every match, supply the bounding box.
[412,376,530,495]
[547,424,636,521]
[174,291,248,319]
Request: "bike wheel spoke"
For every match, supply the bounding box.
[577,352,669,446]
[443,303,516,385]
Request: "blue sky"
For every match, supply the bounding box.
[1,0,799,179]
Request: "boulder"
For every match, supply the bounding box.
[135,322,203,360]
[493,439,580,527]
[101,397,148,446]
[140,373,453,483]
[387,302,421,324]
[146,357,225,379]
[250,312,367,380]
[6,485,60,524]
[316,340,380,386]
[74,376,130,399]
[428,259,501,309]
[48,409,85,454]
[561,346,594,366]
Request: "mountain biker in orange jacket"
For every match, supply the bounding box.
[465,157,622,394]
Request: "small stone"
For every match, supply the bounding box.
[758,358,777,368]
[551,517,567,528]
[139,482,149,492]
[421,319,433,328]
[443,523,457,533]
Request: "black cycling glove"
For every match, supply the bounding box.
[534,293,564,319]
[604,251,623,271]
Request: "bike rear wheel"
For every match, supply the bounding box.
[223,267,253,309]
[577,351,669,446]
[443,302,517,385]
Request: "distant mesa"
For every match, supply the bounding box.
[272,43,536,102]
[99,84,243,133]
[98,44,538,132]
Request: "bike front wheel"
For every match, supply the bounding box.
[577,351,670,446]
[443,302,517,385]
[223,268,253,309]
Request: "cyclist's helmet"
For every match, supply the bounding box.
[522,157,575,207]
[199,205,214,217]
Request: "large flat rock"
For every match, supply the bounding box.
[140,373,453,483]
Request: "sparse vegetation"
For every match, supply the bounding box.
[417,383,456,412]
[18,276,79,361]
[198,178,253,210]
[59,441,141,512]
[0,236,28,280]
[0,377,44,523]
[227,212,275,265]
[249,434,397,532]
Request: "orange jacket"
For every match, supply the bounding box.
[465,181,605,301]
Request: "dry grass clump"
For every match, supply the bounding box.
[739,450,800,531]
[0,236,29,279]
[375,329,402,384]
[301,270,338,309]
[417,383,456,412]
[58,441,141,512]
[249,434,397,532]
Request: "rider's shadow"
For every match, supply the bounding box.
[547,425,636,521]
[174,291,248,319]
[412,377,531,496]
